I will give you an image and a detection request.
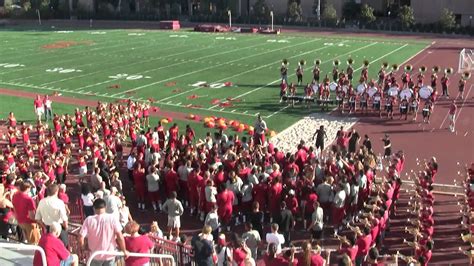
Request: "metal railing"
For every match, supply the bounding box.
[86,250,175,266]
[0,242,47,266]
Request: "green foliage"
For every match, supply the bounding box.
[322,3,337,26]
[287,0,302,22]
[342,0,360,20]
[398,5,415,29]
[360,4,375,24]
[439,8,456,31]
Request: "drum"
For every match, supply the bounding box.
[388,86,399,97]
[329,82,338,91]
[399,88,413,99]
[357,84,366,95]
[368,86,378,97]
[419,86,433,99]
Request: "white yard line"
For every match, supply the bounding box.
[208,41,376,112]
[455,84,473,123]
[0,80,256,117]
[157,38,324,102]
[117,38,322,96]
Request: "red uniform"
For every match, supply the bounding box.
[216,189,235,223]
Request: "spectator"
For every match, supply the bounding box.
[124,220,154,266]
[12,180,40,244]
[308,201,324,240]
[242,222,261,260]
[58,184,70,215]
[105,186,122,220]
[266,223,285,255]
[33,222,78,266]
[191,229,214,266]
[90,168,103,192]
[204,204,220,240]
[146,166,161,212]
[274,201,295,245]
[119,197,133,228]
[162,191,184,240]
[149,221,163,239]
[35,184,68,246]
[216,234,232,266]
[296,241,325,266]
[81,183,94,217]
[79,198,128,265]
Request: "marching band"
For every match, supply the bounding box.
[278,58,472,123]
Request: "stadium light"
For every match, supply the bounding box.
[228,10,232,28]
[270,11,274,31]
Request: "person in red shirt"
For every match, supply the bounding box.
[297,241,325,266]
[448,100,457,133]
[133,163,147,210]
[216,184,235,231]
[338,233,358,261]
[168,123,179,150]
[12,181,40,244]
[8,112,16,127]
[355,226,373,265]
[280,80,288,103]
[268,179,283,219]
[185,124,195,144]
[164,162,179,197]
[33,95,44,122]
[33,222,78,266]
[187,167,202,216]
[124,220,155,266]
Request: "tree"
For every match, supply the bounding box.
[360,4,375,25]
[398,5,415,29]
[322,3,337,26]
[252,0,269,22]
[287,0,303,22]
[342,0,360,20]
[439,8,456,31]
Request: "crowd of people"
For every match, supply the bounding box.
[459,163,474,263]
[279,59,469,132]
[0,90,443,266]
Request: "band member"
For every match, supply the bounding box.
[313,64,321,83]
[399,96,409,120]
[332,66,339,82]
[321,83,330,111]
[417,72,425,88]
[402,71,410,87]
[360,91,369,114]
[458,78,466,100]
[336,88,345,113]
[361,66,369,82]
[289,82,297,107]
[441,73,449,98]
[430,72,438,90]
[280,80,288,103]
[373,90,382,118]
[378,67,386,86]
[448,100,457,132]
[347,64,354,81]
[348,91,356,114]
[253,114,267,146]
[34,95,44,122]
[385,96,394,119]
[296,63,304,86]
[281,63,288,84]
[410,96,420,121]
[422,99,433,124]
[304,83,313,109]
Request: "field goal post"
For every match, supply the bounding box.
[458,48,473,73]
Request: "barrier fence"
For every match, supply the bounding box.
[0,242,47,266]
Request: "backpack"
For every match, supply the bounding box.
[191,235,213,265]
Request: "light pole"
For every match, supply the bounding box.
[470,16,472,27]
[228,10,232,29]
[270,11,274,31]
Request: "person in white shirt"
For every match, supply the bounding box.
[266,223,285,255]
[177,160,192,207]
[146,166,161,211]
[43,95,53,121]
[308,201,324,240]
[226,171,243,225]
[35,184,69,246]
[204,205,220,240]
[240,179,253,223]
[105,187,122,221]
[332,185,346,236]
[126,152,136,186]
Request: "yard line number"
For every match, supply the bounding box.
[108,73,152,80]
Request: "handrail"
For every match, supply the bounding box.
[86,250,176,266]
[0,242,47,266]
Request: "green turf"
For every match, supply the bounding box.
[0,29,429,133]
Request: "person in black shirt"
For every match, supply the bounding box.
[273,201,295,246]
[362,135,372,153]
[312,125,328,153]
[382,134,392,158]
[348,129,360,155]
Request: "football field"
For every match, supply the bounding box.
[0,29,429,133]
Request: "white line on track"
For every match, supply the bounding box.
[455,84,473,123]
